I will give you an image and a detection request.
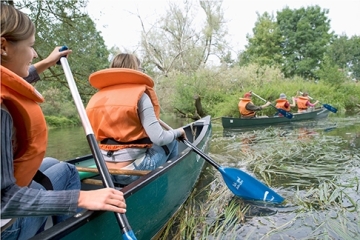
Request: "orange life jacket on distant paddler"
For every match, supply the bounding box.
[0,66,47,187]
[238,98,256,118]
[86,68,161,151]
[275,99,291,112]
[297,96,309,110]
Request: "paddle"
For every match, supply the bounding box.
[159,119,284,204]
[58,46,137,240]
[250,92,293,119]
[299,92,337,113]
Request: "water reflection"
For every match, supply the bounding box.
[46,117,190,161]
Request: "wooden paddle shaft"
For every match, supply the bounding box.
[250,91,267,102]
[299,91,314,100]
[76,166,150,176]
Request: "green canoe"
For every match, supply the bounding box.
[30,116,212,240]
[222,108,329,129]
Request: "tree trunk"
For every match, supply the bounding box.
[194,94,205,120]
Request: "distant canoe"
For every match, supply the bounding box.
[31,116,211,240]
[222,108,329,129]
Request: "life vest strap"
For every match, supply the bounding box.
[100,137,152,145]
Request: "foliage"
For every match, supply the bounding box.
[276,6,333,79]
[241,12,283,67]
[157,63,360,118]
[327,35,360,81]
[40,87,79,119]
[45,115,78,128]
[14,0,110,103]
[317,56,347,87]
[139,0,229,75]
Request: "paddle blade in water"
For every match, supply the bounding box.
[323,104,337,113]
[219,167,284,203]
[277,109,293,119]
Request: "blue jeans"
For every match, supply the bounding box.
[1,157,81,240]
[112,141,178,185]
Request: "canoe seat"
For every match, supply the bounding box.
[76,166,150,181]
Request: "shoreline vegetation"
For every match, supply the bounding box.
[44,64,360,128]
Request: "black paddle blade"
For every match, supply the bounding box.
[323,104,337,113]
[219,167,284,203]
[277,108,293,119]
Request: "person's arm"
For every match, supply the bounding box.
[138,93,185,146]
[24,47,72,84]
[33,47,72,74]
[290,97,296,107]
[1,109,126,217]
[23,65,40,83]
[246,102,270,111]
[1,109,79,217]
[306,100,319,107]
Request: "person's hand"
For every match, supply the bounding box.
[33,46,72,74]
[44,46,72,67]
[78,188,126,213]
[176,128,187,141]
[265,101,272,107]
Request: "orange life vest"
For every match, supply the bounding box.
[86,68,161,151]
[0,66,47,187]
[238,98,256,117]
[275,99,291,111]
[297,96,309,110]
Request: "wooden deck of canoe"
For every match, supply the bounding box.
[30,116,212,240]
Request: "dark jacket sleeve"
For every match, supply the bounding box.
[246,102,263,111]
[23,65,40,83]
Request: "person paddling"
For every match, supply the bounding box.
[275,93,296,116]
[1,4,126,239]
[238,92,271,118]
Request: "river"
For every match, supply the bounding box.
[47,113,360,239]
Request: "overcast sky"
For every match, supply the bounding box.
[87,0,360,53]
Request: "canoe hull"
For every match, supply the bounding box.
[31,116,212,240]
[222,108,329,129]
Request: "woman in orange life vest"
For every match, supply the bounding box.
[295,91,319,113]
[1,4,126,239]
[275,93,296,116]
[86,53,186,186]
[238,92,271,118]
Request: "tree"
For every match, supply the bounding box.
[138,0,229,75]
[14,0,110,104]
[241,12,282,67]
[327,35,360,81]
[277,6,334,79]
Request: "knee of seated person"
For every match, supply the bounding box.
[42,157,61,164]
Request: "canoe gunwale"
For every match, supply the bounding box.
[30,116,212,240]
[222,108,330,129]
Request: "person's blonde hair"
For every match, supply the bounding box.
[0,3,35,42]
[110,53,140,70]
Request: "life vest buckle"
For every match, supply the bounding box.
[106,150,114,157]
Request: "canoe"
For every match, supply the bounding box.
[222,108,330,129]
[30,116,212,240]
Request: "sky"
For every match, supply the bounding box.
[87,0,360,54]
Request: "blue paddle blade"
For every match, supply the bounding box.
[277,108,293,119]
[323,104,337,113]
[123,231,137,240]
[219,167,284,203]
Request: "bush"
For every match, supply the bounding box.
[45,116,79,128]
[156,63,360,118]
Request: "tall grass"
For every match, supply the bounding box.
[158,121,360,239]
